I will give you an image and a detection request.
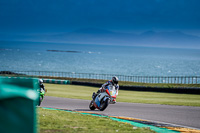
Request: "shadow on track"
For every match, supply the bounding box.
[74,109,99,112]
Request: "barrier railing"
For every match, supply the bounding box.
[0,71,199,84]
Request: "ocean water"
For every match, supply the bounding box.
[0,41,200,76]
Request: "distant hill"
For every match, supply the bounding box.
[0,28,200,49]
[48,28,200,48]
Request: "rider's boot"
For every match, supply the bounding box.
[113,99,116,103]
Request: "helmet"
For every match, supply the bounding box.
[39,79,43,85]
[112,76,118,85]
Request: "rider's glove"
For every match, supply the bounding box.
[100,87,105,92]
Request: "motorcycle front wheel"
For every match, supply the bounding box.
[100,98,109,111]
[38,96,43,106]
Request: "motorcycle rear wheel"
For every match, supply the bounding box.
[100,98,109,111]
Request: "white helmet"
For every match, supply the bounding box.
[39,79,43,85]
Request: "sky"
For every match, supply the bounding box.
[0,0,200,36]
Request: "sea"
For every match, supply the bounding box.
[0,41,200,76]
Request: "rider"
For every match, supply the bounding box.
[39,79,45,92]
[93,76,119,102]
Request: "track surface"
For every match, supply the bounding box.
[41,96,200,129]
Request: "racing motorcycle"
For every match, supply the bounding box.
[38,88,46,106]
[89,85,117,111]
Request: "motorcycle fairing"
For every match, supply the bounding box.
[106,85,117,98]
[95,92,108,108]
[94,95,100,108]
[103,96,109,102]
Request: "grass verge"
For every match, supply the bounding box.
[38,108,155,133]
[44,83,200,107]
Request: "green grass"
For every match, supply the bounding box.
[38,108,155,133]
[45,83,200,107]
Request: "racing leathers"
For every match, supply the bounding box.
[40,84,45,92]
[94,80,119,102]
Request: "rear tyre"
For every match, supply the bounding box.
[89,100,96,110]
[100,98,109,111]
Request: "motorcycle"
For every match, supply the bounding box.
[89,85,117,111]
[38,88,46,106]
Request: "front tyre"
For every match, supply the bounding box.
[38,96,43,106]
[89,100,96,110]
[100,98,109,111]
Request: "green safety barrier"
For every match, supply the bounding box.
[0,76,39,133]
[43,79,70,84]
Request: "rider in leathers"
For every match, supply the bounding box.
[94,76,119,102]
[39,79,45,92]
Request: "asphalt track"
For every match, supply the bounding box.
[41,96,200,130]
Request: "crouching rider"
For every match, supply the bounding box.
[39,79,45,92]
[93,76,119,103]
